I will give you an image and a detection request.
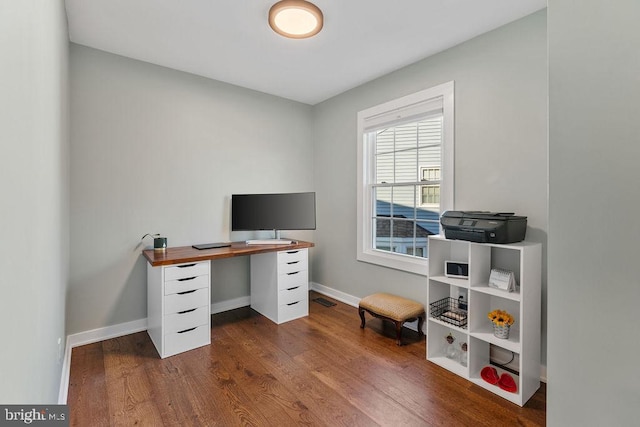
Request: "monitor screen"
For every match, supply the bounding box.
[231,192,316,231]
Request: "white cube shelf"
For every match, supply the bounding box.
[426,236,541,406]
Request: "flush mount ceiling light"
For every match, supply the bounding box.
[269,0,324,39]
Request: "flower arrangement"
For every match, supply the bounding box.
[487,309,514,327]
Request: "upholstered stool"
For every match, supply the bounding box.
[359,293,425,345]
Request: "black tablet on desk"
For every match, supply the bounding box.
[192,242,232,250]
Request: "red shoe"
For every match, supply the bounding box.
[481,366,499,385]
[498,373,517,393]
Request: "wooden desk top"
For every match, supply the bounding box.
[142,240,314,267]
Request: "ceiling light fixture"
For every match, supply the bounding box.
[268,0,323,39]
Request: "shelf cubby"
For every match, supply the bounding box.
[470,291,521,352]
[426,321,469,378]
[428,238,470,277]
[468,337,523,404]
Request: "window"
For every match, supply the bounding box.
[356,82,454,275]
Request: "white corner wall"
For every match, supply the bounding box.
[68,45,314,334]
[0,0,69,403]
[548,1,640,425]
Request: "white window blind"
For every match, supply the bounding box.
[362,97,444,132]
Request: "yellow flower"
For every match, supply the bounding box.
[488,309,514,326]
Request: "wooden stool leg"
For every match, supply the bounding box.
[418,314,425,336]
[395,321,403,346]
[359,307,366,329]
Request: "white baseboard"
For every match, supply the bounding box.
[211,296,251,314]
[66,318,148,349]
[58,318,148,403]
[310,281,360,307]
[58,335,72,404]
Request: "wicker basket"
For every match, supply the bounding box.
[429,297,468,328]
[493,324,510,339]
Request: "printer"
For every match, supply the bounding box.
[440,211,527,244]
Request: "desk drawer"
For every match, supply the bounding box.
[165,274,208,295]
[165,262,209,281]
[278,269,308,289]
[164,324,210,357]
[279,257,308,275]
[279,284,308,305]
[278,249,307,265]
[278,299,308,323]
[165,287,208,314]
[164,306,209,334]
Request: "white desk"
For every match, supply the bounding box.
[143,240,314,358]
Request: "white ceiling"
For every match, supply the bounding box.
[65,0,546,105]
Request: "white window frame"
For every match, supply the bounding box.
[356,81,454,275]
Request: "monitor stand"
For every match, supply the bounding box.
[246,239,293,245]
[246,230,295,245]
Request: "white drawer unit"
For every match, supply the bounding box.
[147,260,211,358]
[251,248,309,324]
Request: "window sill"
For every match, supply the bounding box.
[357,249,428,276]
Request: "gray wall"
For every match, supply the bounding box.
[548,1,640,425]
[68,45,314,334]
[312,11,547,360]
[0,0,69,403]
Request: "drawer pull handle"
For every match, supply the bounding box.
[177,327,197,334]
[286,271,300,276]
[286,251,299,254]
[287,261,299,265]
[177,289,197,295]
[178,308,197,314]
[178,276,196,282]
[286,286,300,291]
[178,263,197,268]
[287,301,300,306]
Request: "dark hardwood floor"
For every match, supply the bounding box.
[68,291,546,426]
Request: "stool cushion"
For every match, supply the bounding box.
[359,293,424,322]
